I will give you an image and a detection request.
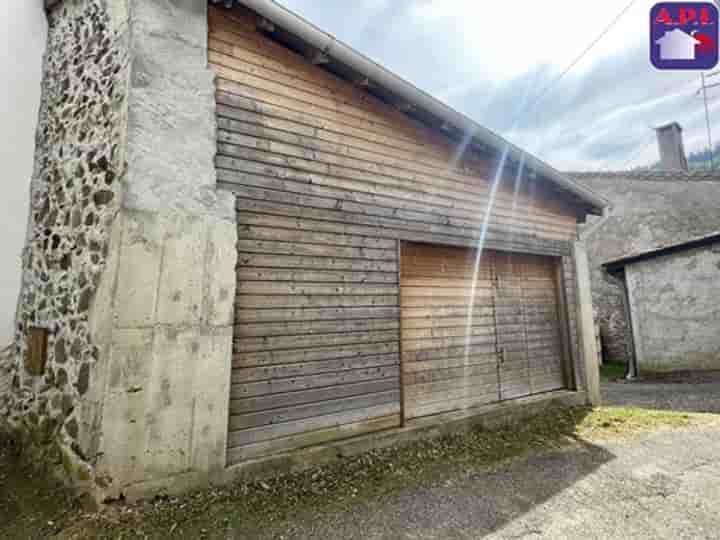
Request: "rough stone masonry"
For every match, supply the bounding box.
[574,170,720,365]
[1,0,237,503]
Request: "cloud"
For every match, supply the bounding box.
[275,0,718,171]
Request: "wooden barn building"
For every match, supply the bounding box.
[3,0,603,502]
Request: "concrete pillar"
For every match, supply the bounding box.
[573,242,601,406]
[91,0,238,500]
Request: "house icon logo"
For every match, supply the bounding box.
[651,2,719,70]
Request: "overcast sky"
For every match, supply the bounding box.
[276,0,720,171]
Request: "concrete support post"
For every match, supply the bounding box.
[573,242,601,406]
[91,0,238,500]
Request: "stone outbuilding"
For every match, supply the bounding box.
[604,232,720,375]
[572,123,720,366]
[2,0,603,503]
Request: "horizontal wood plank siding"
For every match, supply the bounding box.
[209,8,579,256]
[210,6,579,464]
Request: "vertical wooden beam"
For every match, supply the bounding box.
[554,258,575,391]
[491,265,503,402]
[397,239,405,427]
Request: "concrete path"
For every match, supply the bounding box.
[603,370,720,413]
[269,425,720,539]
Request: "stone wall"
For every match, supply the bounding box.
[0,347,11,399]
[626,241,720,371]
[1,0,131,496]
[573,172,720,364]
[3,0,237,503]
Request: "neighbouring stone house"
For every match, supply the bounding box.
[1,0,602,504]
[573,124,720,365]
[604,232,720,373]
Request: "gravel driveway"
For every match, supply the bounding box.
[269,425,720,540]
[263,377,720,540]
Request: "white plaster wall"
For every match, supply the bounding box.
[0,2,46,349]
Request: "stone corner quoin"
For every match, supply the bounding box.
[2,0,237,504]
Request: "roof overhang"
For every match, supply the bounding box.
[220,0,607,216]
[603,232,720,275]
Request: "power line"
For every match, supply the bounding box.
[697,71,720,170]
[510,0,639,169]
[525,0,639,112]
[700,73,714,169]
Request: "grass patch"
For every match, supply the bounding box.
[577,406,708,439]
[3,406,717,540]
[600,362,627,382]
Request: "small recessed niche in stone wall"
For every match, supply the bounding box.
[25,327,49,376]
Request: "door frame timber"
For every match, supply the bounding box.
[554,257,576,390]
[397,239,406,427]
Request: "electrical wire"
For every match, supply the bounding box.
[524,0,639,112]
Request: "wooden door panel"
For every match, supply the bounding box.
[400,243,567,421]
[401,243,500,419]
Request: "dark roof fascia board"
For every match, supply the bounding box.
[569,170,720,182]
[603,233,720,274]
[236,0,607,215]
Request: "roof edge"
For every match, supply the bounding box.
[603,232,720,274]
[569,170,720,181]
[237,0,606,214]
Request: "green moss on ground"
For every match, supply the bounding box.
[0,438,78,540]
[2,406,717,540]
[600,362,628,382]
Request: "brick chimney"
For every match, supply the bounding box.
[655,122,688,171]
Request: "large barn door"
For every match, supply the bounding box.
[400,243,567,421]
[400,243,500,420]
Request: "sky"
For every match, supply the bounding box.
[276,0,720,171]
[0,1,45,347]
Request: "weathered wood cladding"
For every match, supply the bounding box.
[208,8,579,253]
[400,243,566,420]
[209,6,581,464]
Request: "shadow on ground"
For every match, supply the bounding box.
[1,407,622,539]
[269,437,616,540]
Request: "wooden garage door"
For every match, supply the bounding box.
[400,243,566,420]
[494,252,567,399]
